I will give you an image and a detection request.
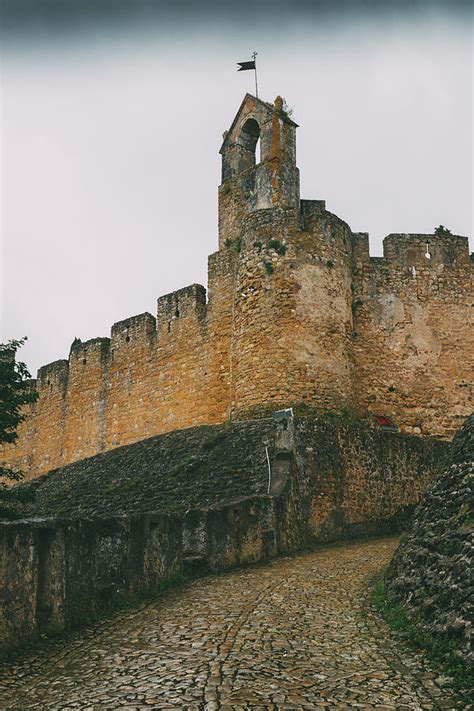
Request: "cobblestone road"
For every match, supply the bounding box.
[0,538,465,710]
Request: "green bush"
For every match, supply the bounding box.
[434,225,452,236]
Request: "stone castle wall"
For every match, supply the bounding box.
[1,94,472,479]
[4,253,237,477]
[352,231,473,439]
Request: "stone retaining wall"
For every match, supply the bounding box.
[385,413,474,667]
[1,418,448,528]
[0,493,299,653]
[295,419,448,541]
[0,417,448,653]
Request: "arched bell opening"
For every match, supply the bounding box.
[239,117,261,172]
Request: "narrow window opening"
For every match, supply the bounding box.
[82,358,87,365]
[125,335,130,342]
[167,321,171,333]
[175,308,180,318]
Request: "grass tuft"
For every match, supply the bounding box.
[372,571,473,692]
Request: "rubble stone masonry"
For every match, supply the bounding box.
[2,94,473,478]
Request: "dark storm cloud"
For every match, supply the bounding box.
[1,0,471,35]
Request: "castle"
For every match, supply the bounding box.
[3,94,473,478]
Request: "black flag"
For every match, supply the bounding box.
[237,60,255,71]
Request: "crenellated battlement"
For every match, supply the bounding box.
[351,227,472,438]
[157,284,207,332]
[36,359,69,394]
[299,199,326,231]
[353,231,471,269]
[2,93,472,478]
[382,232,470,267]
[70,337,111,363]
[110,314,156,355]
[34,291,210,387]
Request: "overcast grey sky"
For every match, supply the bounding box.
[1,1,472,375]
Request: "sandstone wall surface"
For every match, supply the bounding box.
[352,232,473,440]
[2,221,470,481]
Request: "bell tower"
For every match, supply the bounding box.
[218,94,300,249]
[217,94,356,420]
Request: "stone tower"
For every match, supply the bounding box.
[220,94,356,418]
[219,93,300,247]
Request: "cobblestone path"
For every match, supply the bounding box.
[0,537,464,710]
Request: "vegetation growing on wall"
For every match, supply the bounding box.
[372,573,472,693]
[434,225,452,236]
[268,239,287,256]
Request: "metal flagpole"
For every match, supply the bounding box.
[253,51,259,98]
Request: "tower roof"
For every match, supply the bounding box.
[220,93,298,153]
